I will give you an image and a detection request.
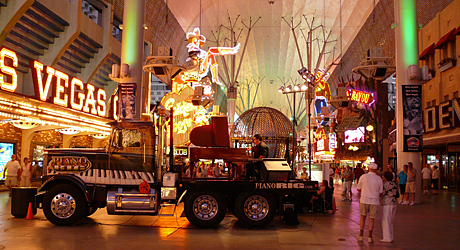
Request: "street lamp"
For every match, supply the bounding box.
[279,81,314,179]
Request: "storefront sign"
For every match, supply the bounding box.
[0,47,107,117]
[349,89,375,106]
[329,133,337,149]
[402,85,423,152]
[424,98,460,133]
[448,144,460,153]
[48,156,92,172]
[0,47,18,92]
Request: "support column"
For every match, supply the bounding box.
[120,0,146,120]
[394,0,422,203]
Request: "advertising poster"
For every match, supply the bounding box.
[119,83,136,120]
[402,85,423,152]
[0,142,15,181]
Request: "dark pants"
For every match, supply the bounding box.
[245,162,261,180]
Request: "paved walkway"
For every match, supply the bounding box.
[0,182,459,249]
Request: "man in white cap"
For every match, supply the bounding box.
[357,162,383,243]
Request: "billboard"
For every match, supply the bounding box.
[402,85,423,152]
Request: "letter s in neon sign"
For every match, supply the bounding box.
[0,47,18,92]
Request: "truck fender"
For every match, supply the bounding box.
[36,174,90,208]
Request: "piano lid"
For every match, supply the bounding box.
[190,116,230,147]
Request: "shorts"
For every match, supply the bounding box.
[423,179,431,188]
[5,176,19,187]
[406,182,416,193]
[359,203,379,218]
[344,181,352,192]
[432,179,439,190]
[399,184,406,195]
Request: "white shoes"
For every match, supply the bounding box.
[380,239,393,243]
[409,201,415,205]
[402,201,410,205]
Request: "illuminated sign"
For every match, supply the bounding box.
[329,133,337,149]
[48,156,92,173]
[0,47,18,92]
[160,86,209,145]
[344,127,365,143]
[317,139,325,151]
[424,98,460,133]
[349,89,375,106]
[0,47,107,118]
[314,68,331,101]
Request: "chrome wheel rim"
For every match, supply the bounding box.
[243,195,269,221]
[50,192,76,219]
[193,195,218,220]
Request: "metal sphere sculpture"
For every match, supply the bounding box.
[230,107,295,158]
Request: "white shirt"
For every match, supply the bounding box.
[432,169,439,179]
[357,171,383,205]
[421,167,432,179]
[4,160,20,177]
[21,163,32,177]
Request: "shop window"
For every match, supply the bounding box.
[426,101,431,108]
[454,91,458,98]
[444,95,449,101]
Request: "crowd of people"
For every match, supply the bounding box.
[2,154,35,196]
[332,161,441,244]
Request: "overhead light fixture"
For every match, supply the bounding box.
[278,86,284,93]
[91,133,110,139]
[285,85,292,93]
[353,146,359,151]
[56,127,81,135]
[348,145,354,150]
[298,67,309,79]
[9,120,40,129]
[366,124,374,131]
[301,83,308,91]
[293,84,301,92]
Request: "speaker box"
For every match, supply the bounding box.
[260,159,292,181]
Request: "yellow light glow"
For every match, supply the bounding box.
[0,47,18,92]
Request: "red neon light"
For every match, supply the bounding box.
[349,89,374,105]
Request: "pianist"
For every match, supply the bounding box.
[245,134,269,180]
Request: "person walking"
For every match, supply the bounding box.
[381,171,398,243]
[431,165,440,195]
[357,162,383,243]
[2,154,21,196]
[354,164,365,184]
[397,165,408,204]
[342,166,353,202]
[421,164,432,195]
[19,157,34,187]
[404,162,417,205]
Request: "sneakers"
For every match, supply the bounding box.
[409,201,415,205]
[368,237,374,243]
[357,235,363,242]
[380,239,393,243]
[402,201,410,205]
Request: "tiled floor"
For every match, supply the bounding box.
[0,183,459,250]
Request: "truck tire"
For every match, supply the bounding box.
[184,191,227,228]
[43,184,87,226]
[236,192,276,228]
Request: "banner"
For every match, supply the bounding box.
[402,85,423,152]
[119,83,136,119]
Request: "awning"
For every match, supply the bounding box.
[419,43,435,60]
[434,29,456,49]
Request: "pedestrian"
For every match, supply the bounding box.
[381,171,398,243]
[246,134,269,180]
[431,165,439,195]
[299,167,308,180]
[354,164,365,184]
[421,164,432,195]
[388,165,396,182]
[397,165,408,204]
[2,154,21,196]
[19,157,34,187]
[212,163,221,177]
[334,167,340,184]
[342,166,353,202]
[357,162,383,243]
[404,162,417,205]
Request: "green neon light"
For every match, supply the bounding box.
[400,0,418,66]
[121,1,141,66]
